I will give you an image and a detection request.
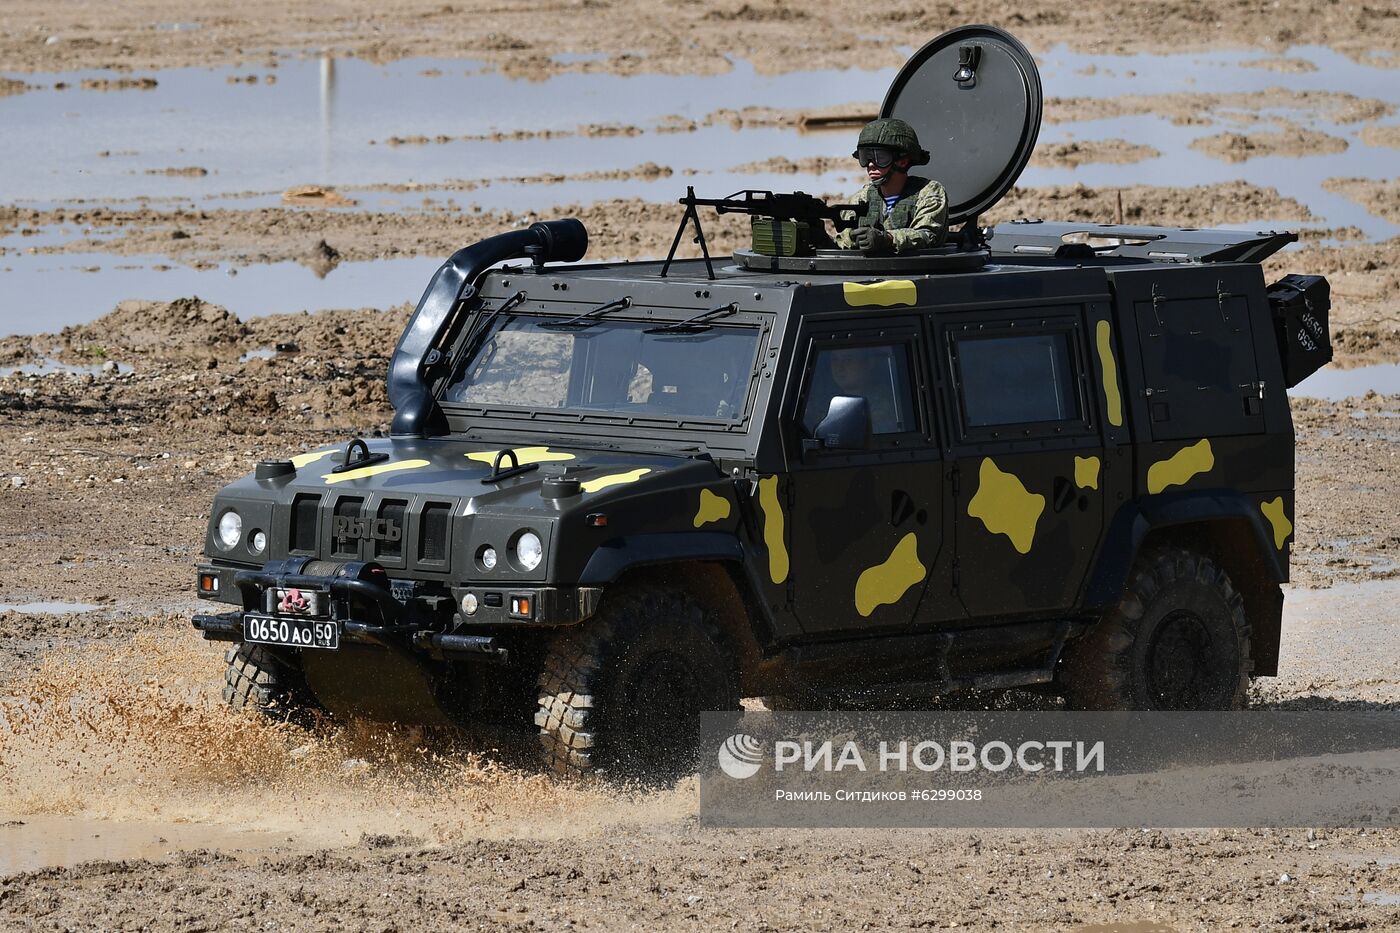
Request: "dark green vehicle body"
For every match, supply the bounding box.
[194,25,1332,742]
[195,221,1323,720]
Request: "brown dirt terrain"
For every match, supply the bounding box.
[1190,125,1349,163]
[0,181,1316,266]
[1324,177,1400,226]
[1360,125,1400,149]
[2,0,1397,80]
[1042,89,1395,127]
[1030,139,1160,168]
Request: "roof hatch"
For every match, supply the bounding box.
[882,24,1043,225]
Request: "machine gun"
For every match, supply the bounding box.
[661,187,858,280]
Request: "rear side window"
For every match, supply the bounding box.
[945,323,1093,442]
[954,332,1080,428]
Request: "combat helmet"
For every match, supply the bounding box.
[853,117,930,166]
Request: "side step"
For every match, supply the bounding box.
[785,620,1079,704]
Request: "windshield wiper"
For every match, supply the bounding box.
[448,289,526,373]
[644,302,739,335]
[539,296,632,330]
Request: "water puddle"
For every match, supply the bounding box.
[1,45,1398,339]
[0,55,890,205]
[1291,363,1400,400]
[0,358,132,377]
[0,601,98,615]
[1040,44,1400,101]
[0,225,123,253]
[0,45,1395,235]
[0,253,439,335]
[1363,892,1400,906]
[0,814,288,875]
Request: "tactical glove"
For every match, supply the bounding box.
[850,226,894,256]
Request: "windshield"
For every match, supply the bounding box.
[442,315,762,421]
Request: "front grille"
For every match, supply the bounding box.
[420,502,451,564]
[332,497,364,558]
[376,500,407,560]
[291,494,320,553]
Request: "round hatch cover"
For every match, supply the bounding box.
[881,25,1042,225]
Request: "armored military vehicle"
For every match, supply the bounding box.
[194,26,1332,777]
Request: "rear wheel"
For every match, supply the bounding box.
[1062,547,1251,710]
[222,643,322,725]
[535,585,739,780]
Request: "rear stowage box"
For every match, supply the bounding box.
[1267,274,1332,388]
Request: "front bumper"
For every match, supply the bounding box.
[193,561,602,663]
[192,610,511,662]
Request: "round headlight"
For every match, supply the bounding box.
[249,530,267,554]
[479,546,498,571]
[461,592,479,615]
[515,531,543,572]
[217,510,243,550]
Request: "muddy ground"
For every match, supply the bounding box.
[2,2,1400,930]
[1,292,1399,930]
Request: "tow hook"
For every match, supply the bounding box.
[414,631,510,663]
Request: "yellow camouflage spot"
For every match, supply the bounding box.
[854,532,927,618]
[842,280,917,308]
[291,449,336,468]
[1261,497,1292,550]
[324,459,430,485]
[1147,439,1215,494]
[580,468,651,493]
[1095,320,1124,428]
[693,488,732,528]
[466,446,575,466]
[757,475,788,584]
[1074,455,1101,490]
[967,458,1045,555]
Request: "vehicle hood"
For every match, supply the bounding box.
[220,436,720,509]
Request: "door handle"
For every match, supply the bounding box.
[1051,476,1075,513]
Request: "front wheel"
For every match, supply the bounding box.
[222,643,322,725]
[1061,547,1252,710]
[535,585,739,780]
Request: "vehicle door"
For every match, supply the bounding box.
[784,319,950,635]
[935,308,1108,619]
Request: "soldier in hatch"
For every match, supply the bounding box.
[834,118,949,255]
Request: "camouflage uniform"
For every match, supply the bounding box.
[834,176,949,253]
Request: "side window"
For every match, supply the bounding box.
[800,341,918,437]
[948,328,1086,436]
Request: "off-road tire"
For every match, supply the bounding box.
[535,585,739,780]
[223,643,322,724]
[1062,547,1252,710]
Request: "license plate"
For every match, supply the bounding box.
[243,613,339,650]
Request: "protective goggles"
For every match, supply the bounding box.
[853,147,899,168]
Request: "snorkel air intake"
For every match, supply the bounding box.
[388,219,588,437]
